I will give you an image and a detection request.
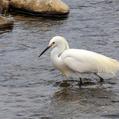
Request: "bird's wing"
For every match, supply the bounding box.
[63,56,97,73]
[61,49,119,74]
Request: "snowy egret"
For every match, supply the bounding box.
[39,36,119,85]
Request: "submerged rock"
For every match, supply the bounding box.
[6,0,69,17]
[0,16,14,29]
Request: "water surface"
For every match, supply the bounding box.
[0,0,119,119]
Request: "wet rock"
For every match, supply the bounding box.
[0,0,10,14]
[8,0,69,17]
[0,16,14,29]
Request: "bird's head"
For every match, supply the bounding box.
[48,36,69,48]
[39,36,69,57]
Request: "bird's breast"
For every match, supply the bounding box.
[51,56,71,76]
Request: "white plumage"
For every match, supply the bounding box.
[61,49,119,75]
[39,36,119,82]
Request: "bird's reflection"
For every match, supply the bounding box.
[52,86,115,106]
[50,86,117,119]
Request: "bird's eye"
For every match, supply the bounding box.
[52,42,55,44]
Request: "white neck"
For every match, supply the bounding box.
[50,44,69,65]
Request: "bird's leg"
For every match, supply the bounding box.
[78,78,83,88]
[94,73,104,82]
[63,75,69,83]
[62,79,68,84]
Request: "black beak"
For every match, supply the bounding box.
[39,46,51,57]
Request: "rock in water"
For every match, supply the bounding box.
[0,16,14,29]
[0,0,10,14]
[9,0,69,17]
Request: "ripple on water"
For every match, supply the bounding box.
[0,0,119,119]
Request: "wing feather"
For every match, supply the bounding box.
[61,49,119,74]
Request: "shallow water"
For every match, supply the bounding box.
[0,0,119,119]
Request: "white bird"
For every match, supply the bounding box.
[39,36,119,86]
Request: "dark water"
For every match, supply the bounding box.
[0,0,119,119]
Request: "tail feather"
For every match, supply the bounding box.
[96,56,119,74]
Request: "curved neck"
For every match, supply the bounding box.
[50,44,69,66]
[51,43,69,58]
